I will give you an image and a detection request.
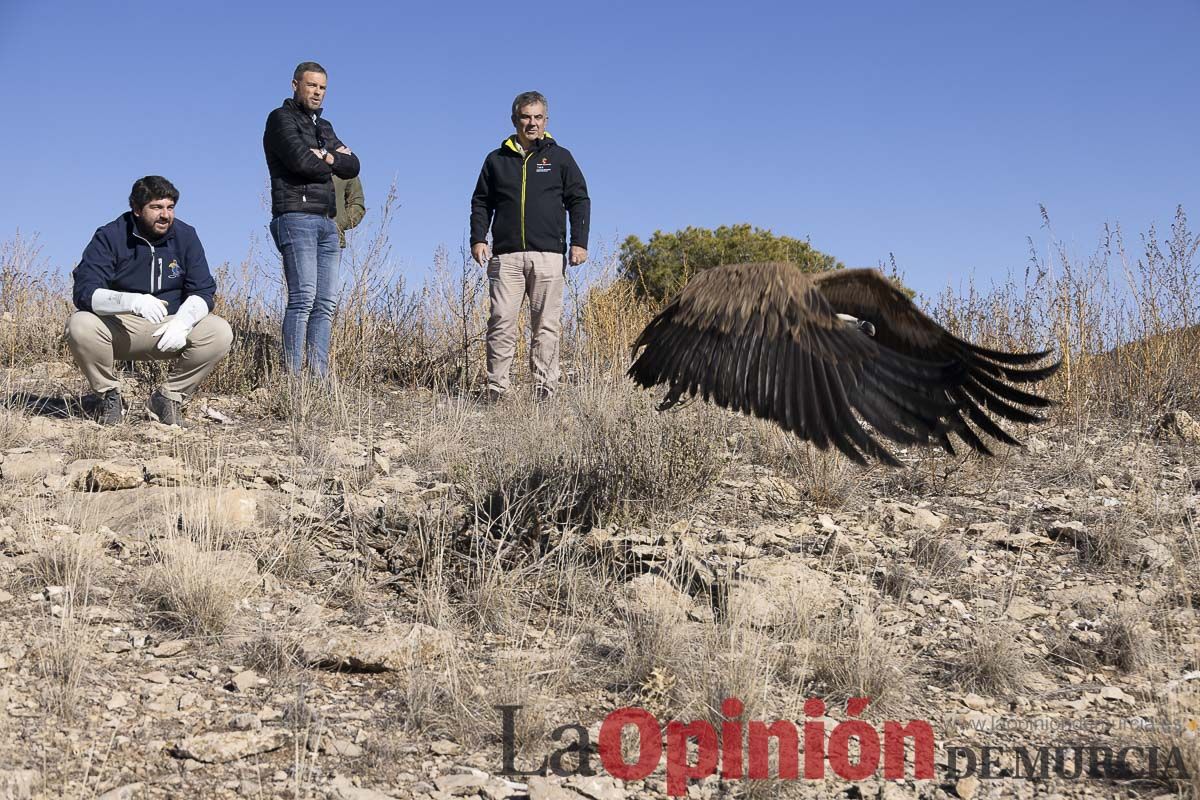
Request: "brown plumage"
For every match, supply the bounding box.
[628,263,1060,466]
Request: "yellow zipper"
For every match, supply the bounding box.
[520,151,533,250]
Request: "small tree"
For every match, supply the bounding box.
[619,224,843,302]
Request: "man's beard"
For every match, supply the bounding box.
[136,216,171,239]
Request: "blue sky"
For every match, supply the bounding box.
[2,0,1197,298]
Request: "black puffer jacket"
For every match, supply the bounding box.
[470,134,590,256]
[263,98,360,218]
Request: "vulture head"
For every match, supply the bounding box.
[627,263,1061,467]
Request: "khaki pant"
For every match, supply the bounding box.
[65,311,234,402]
[486,251,566,396]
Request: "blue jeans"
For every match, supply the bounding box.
[270,212,340,376]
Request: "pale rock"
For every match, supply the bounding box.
[962,693,989,711]
[323,775,399,800]
[142,456,195,487]
[434,774,493,796]
[302,624,455,672]
[526,777,578,800]
[566,775,625,800]
[619,574,695,623]
[970,521,1045,549]
[1153,410,1200,443]
[430,740,461,756]
[1047,520,1087,542]
[1005,597,1050,621]
[323,738,365,758]
[728,557,839,626]
[97,783,143,800]
[1134,535,1174,569]
[152,640,187,657]
[882,501,944,531]
[170,729,290,763]
[205,488,259,529]
[955,776,980,800]
[0,451,64,482]
[64,486,262,538]
[226,669,260,692]
[71,460,144,491]
[230,713,262,730]
[1100,686,1135,704]
[0,770,40,800]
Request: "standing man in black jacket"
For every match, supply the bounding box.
[470,91,590,402]
[263,61,360,377]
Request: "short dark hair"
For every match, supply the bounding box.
[511,91,548,123]
[129,176,179,211]
[293,61,327,81]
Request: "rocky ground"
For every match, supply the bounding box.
[1,361,1198,800]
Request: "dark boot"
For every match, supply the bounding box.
[97,388,124,426]
[146,389,186,427]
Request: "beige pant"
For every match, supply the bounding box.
[65,311,234,402]
[486,251,566,396]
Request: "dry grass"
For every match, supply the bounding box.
[910,533,967,575]
[810,603,911,711]
[1099,606,1157,673]
[34,606,91,718]
[27,532,100,602]
[948,624,1031,695]
[141,537,256,636]
[241,628,304,678]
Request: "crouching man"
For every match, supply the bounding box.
[67,176,233,426]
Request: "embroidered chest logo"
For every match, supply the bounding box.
[167,260,182,279]
[535,157,552,174]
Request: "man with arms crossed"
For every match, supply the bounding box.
[67,175,232,426]
[470,91,591,402]
[263,60,361,376]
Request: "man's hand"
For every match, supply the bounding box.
[310,148,334,164]
[472,243,491,266]
[130,294,168,323]
[336,145,352,155]
[569,246,588,266]
[152,318,190,352]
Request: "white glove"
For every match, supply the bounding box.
[91,289,168,323]
[152,295,210,352]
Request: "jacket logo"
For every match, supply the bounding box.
[535,157,552,173]
[167,260,182,279]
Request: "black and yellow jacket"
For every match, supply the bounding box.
[470,134,590,256]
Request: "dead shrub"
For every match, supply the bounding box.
[241,629,303,678]
[141,538,256,637]
[34,607,91,718]
[910,534,966,575]
[949,624,1030,695]
[28,531,100,602]
[810,603,910,711]
[1099,607,1156,673]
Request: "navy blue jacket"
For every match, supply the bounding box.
[71,213,217,315]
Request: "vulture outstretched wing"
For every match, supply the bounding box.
[627,262,1060,466]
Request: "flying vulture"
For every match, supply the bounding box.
[628,263,1060,466]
